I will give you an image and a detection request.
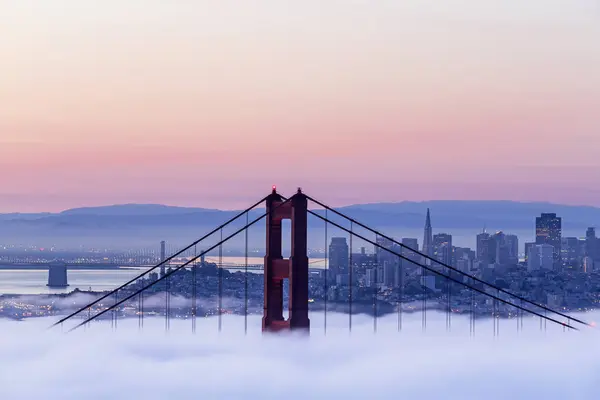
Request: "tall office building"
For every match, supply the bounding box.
[524,242,535,261]
[454,247,475,273]
[583,256,594,273]
[586,227,599,261]
[433,233,453,266]
[561,237,581,268]
[528,244,554,272]
[492,231,518,265]
[329,237,349,279]
[476,231,492,264]
[527,245,541,272]
[400,238,420,275]
[401,238,419,263]
[539,244,554,270]
[375,237,400,287]
[422,209,433,258]
[536,213,562,262]
[504,234,519,264]
[492,232,508,265]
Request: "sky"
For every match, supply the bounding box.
[1,311,599,399]
[1,1,599,212]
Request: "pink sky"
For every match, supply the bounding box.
[0,1,599,212]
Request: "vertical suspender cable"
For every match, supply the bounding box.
[324,209,328,336]
[374,234,378,334]
[398,256,403,333]
[244,212,249,336]
[349,221,353,334]
[114,291,118,331]
[493,293,497,338]
[520,299,524,331]
[446,268,451,332]
[165,263,169,332]
[138,292,142,331]
[497,288,500,337]
[218,228,223,333]
[192,244,197,334]
[470,288,474,337]
[422,265,426,333]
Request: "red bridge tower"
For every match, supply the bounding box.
[262,187,310,332]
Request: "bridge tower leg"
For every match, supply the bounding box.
[263,187,310,333]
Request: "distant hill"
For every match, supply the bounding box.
[0,200,597,249]
[59,204,217,216]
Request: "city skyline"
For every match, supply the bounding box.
[1,0,599,212]
[2,3,599,397]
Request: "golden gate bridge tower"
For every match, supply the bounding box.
[263,187,310,332]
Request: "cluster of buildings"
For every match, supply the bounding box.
[324,210,600,295]
[5,209,600,322]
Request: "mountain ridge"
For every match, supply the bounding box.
[2,199,599,218]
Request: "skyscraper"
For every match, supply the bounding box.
[433,233,452,266]
[422,208,433,259]
[561,237,581,268]
[329,237,349,279]
[375,237,400,287]
[536,213,562,262]
[476,231,492,264]
[504,234,519,264]
[528,244,554,272]
[524,242,535,261]
[401,238,419,262]
[492,231,518,265]
[400,238,420,275]
[586,227,599,261]
[527,245,541,272]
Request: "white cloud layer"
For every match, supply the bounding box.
[1,311,599,399]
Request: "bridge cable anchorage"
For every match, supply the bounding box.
[305,207,581,331]
[304,194,590,330]
[324,208,328,336]
[64,197,293,333]
[244,211,249,336]
[50,195,269,329]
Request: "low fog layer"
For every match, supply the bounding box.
[1,311,598,399]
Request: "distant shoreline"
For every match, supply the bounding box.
[0,264,137,270]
